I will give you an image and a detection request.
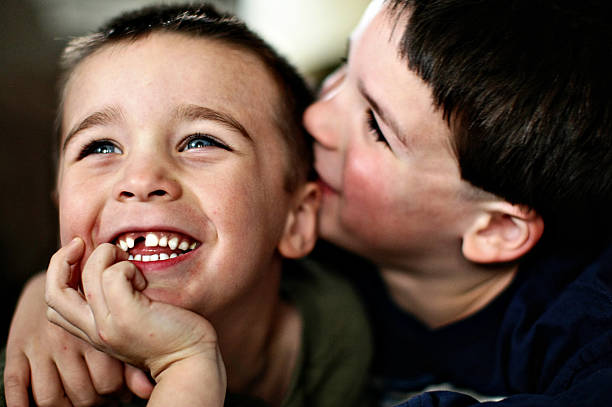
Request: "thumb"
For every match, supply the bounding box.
[124,364,154,399]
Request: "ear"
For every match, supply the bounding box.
[278,182,321,259]
[462,201,544,264]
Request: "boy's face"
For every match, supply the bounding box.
[57,32,294,317]
[303,4,482,267]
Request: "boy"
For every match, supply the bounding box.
[1,4,372,407]
[304,1,612,406]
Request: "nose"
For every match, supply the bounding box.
[113,153,182,202]
[303,97,342,150]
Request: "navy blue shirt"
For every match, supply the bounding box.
[315,239,612,407]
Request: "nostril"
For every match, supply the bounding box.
[120,191,135,198]
[149,190,167,197]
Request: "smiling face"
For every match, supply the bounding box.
[57,32,296,317]
[303,4,483,268]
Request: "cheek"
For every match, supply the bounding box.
[57,177,104,249]
[340,150,401,232]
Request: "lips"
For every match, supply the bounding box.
[315,169,342,196]
[114,230,200,262]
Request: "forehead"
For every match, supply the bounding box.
[61,32,283,142]
[352,5,455,156]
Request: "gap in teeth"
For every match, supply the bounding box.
[116,231,199,262]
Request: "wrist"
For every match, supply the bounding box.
[151,349,227,407]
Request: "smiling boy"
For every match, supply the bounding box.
[1,4,372,407]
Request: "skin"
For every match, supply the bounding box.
[4,2,544,406]
[5,31,319,407]
[58,33,292,319]
[46,238,227,407]
[303,3,537,328]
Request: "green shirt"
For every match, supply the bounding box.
[1,258,372,406]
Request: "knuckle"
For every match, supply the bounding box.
[72,393,101,407]
[96,325,115,346]
[34,392,65,407]
[44,290,56,307]
[96,376,123,396]
[98,243,117,257]
[45,307,57,323]
[3,370,26,392]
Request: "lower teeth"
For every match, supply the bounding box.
[128,252,182,262]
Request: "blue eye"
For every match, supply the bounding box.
[180,133,230,152]
[186,137,215,149]
[79,140,122,159]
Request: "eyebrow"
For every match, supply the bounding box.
[62,104,252,152]
[357,79,408,148]
[62,106,124,151]
[175,104,251,141]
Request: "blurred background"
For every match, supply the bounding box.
[0,0,370,345]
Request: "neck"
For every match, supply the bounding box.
[380,253,518,329]
[210,259,301,406]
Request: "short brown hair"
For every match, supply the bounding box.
[56,3,314,191]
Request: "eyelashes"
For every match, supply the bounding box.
[78,139,122,160]
[366,109,389,147]
[178,133,231,152]
[76,133,231,161]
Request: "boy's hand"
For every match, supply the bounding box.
[45,238,227,406]
[3,272,150,407]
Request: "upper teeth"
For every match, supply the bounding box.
[145,234,159,247]
[115,231,198,262]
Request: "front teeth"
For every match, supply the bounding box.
[159,235,168,247]
[145,233,159,247]
[116,231,198,262]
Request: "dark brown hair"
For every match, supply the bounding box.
[388,0,612,245]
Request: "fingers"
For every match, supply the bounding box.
[80,243,146,318]
[52,237,86,288]
[3,351,31,407]
[46,237,94,334]
[101,261,148,318]
[80,244,148,345]
[28,358,72,407]
[47,241,140,347]
[46,307,92,345]
[83,347,124,397]
[80,244,125,325]
[54,351,105,407]
[124,364,154,400]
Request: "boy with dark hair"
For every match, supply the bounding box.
[7,0,612,406]
[391,0,612,245]
[308,0,612,406]
[1,4,371,407]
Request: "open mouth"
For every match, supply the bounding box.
[114,231,200,262]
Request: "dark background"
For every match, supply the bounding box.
[1,0,61,345]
